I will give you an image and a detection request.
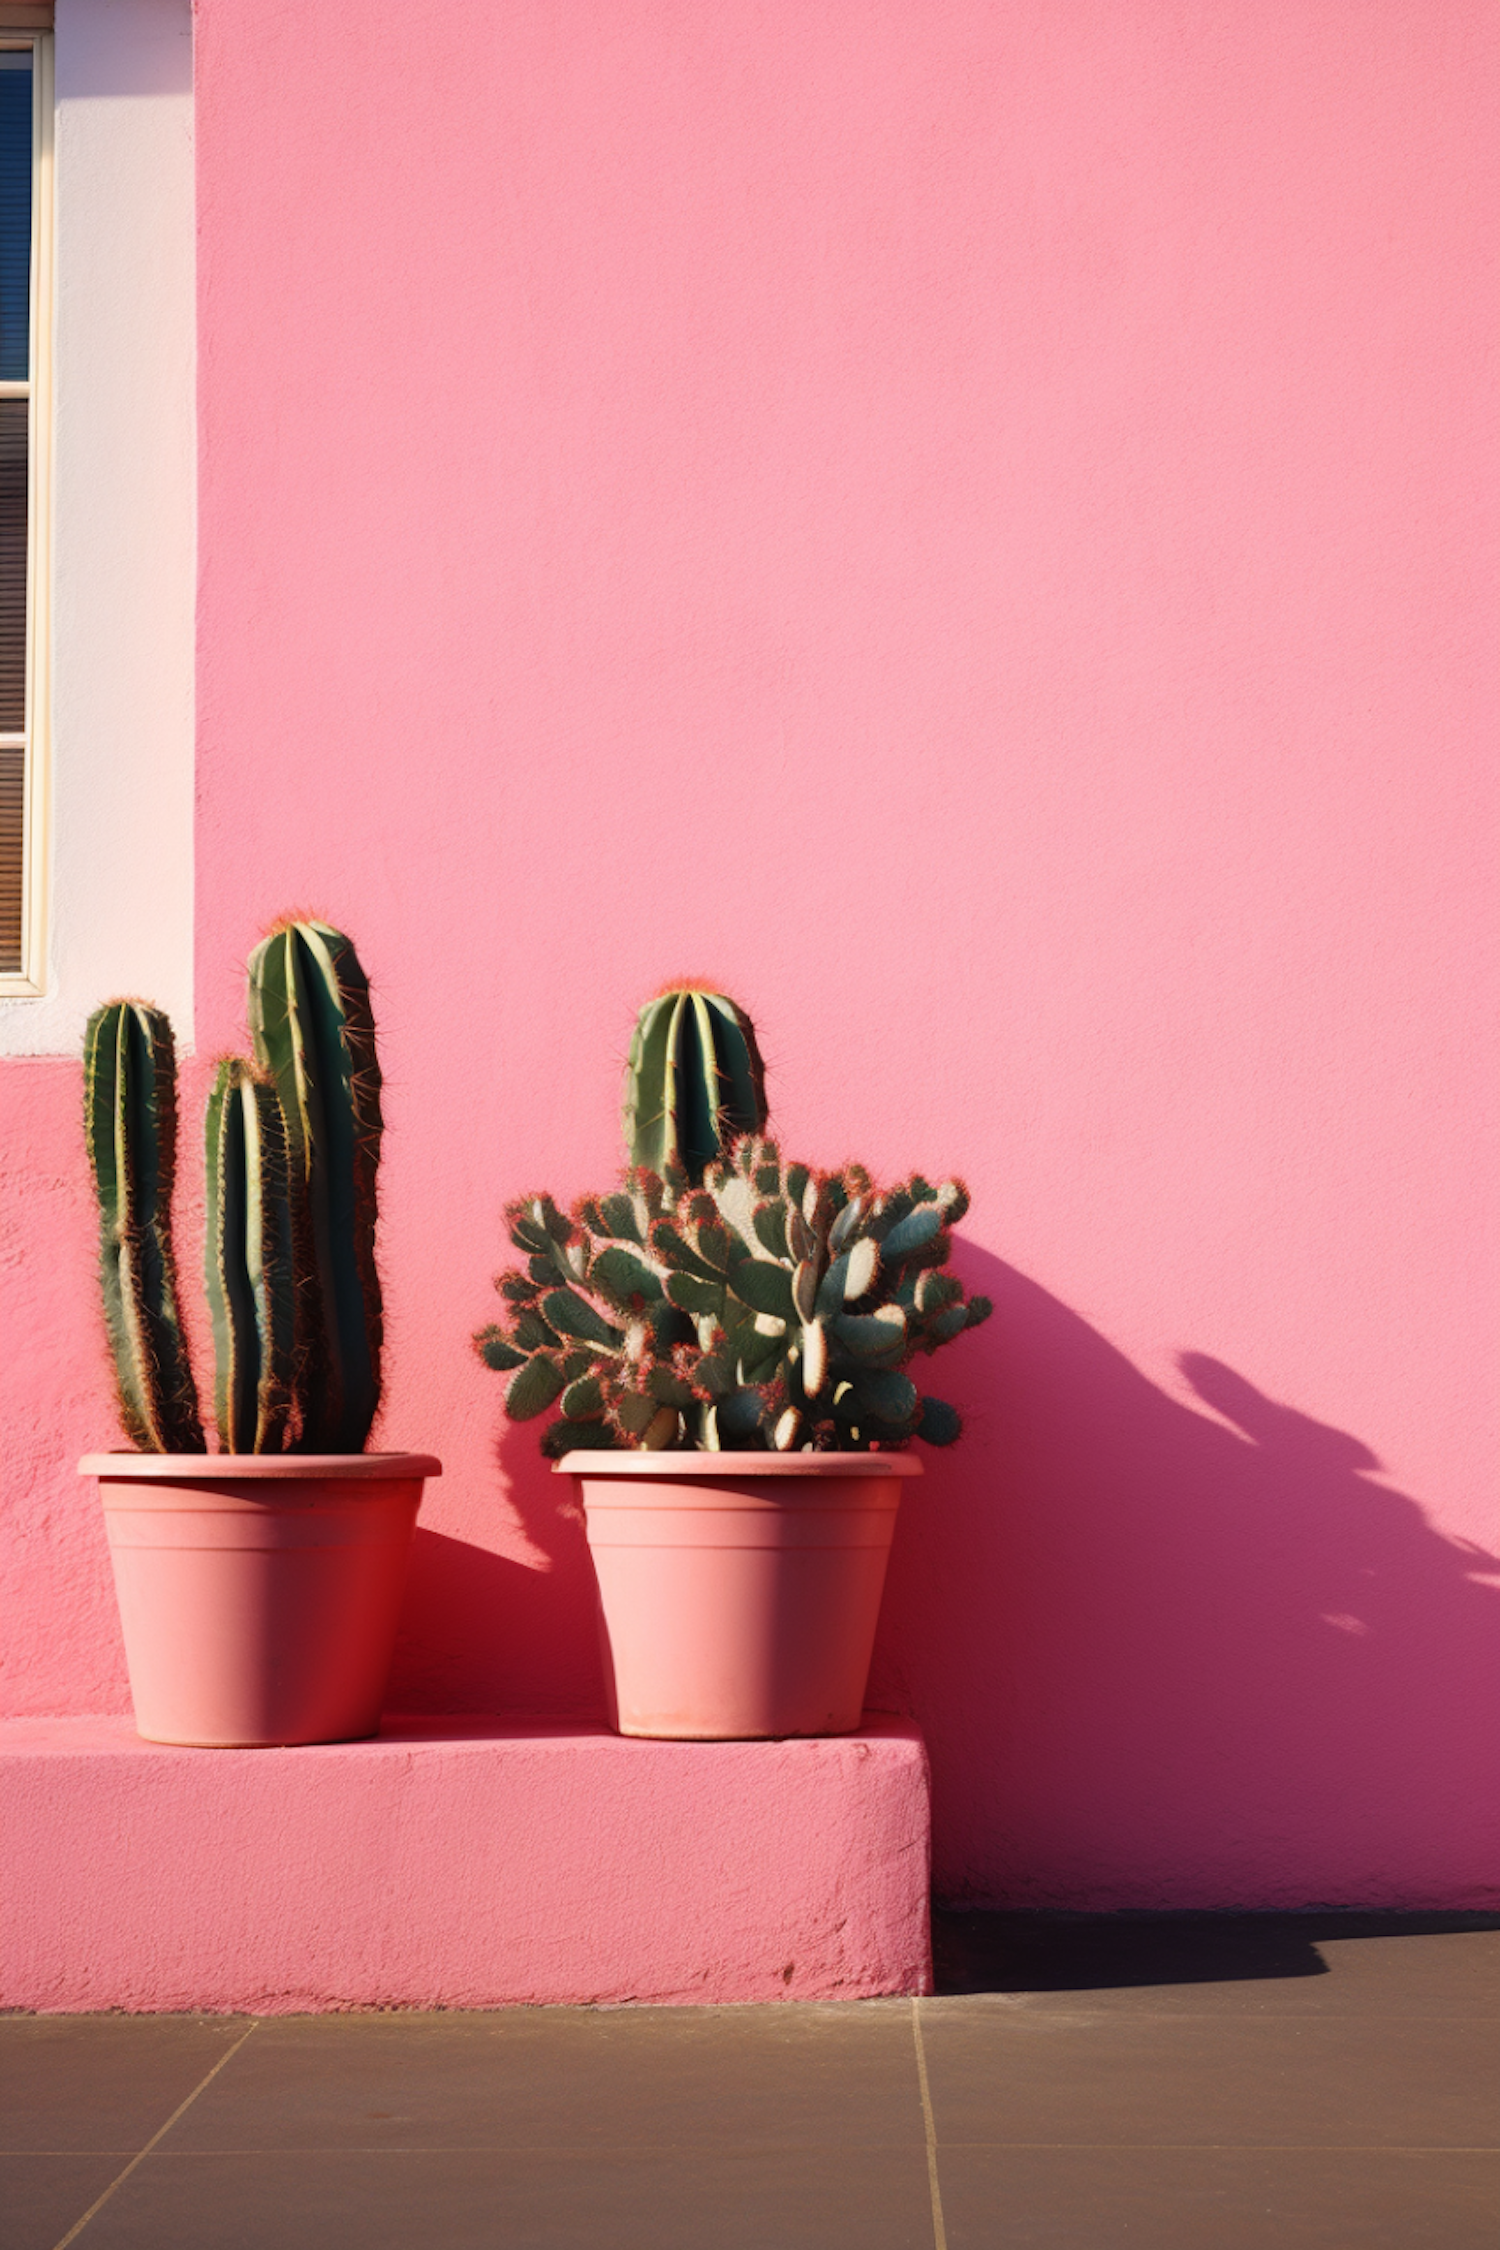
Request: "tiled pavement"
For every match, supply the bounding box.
[2,1914,1495,2248]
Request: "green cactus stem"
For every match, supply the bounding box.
[205,1060,297,1455]
[83,1002,204,1453]
[622,989,767,1185]
[247,920,384,1452]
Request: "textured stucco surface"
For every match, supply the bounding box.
[0,1717,931,2009]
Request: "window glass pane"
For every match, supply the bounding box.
[0,55,31,383]
[0,397,25,730]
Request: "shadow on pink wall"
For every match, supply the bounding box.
[881,1245,1499,1905]
[396,1245,1498,1910]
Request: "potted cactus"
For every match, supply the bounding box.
[477,988,988,1739]
[79,921,439,1746]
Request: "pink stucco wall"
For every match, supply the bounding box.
[2,0,1496,1908]
[3,1718,931,2009]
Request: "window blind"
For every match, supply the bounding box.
[0,44,32,974]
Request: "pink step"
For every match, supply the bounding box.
[1,1715,930,2011]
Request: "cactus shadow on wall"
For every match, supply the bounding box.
[492,1407,613,1715]
[388,1520,605,1720]
[871,1244,1500,1909]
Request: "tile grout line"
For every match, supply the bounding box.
[23,2143,1494,2159]
[17,2140,1494,2159]
[48,2021,260,2250]
[922,2141,1500,2154]
[911,1998,948,2250]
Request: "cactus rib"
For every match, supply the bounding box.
[205,1060,297,1454]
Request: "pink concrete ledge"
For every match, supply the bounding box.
[0,1715,930,2012]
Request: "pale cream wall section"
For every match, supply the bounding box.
[0,0,193,1053]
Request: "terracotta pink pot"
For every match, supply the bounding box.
[559,1452,922,1740]
[80,1453,440,1747]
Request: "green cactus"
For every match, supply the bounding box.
[85,917,386,1457]
[476,1139,990,1456]
[622,989,767,1185]
[83,1002,204,1453]
[204,1059,297,1455]
[248,920,384,1452]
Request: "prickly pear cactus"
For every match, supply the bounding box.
[204,1058,297,1455]
[83,1002,204,1453]
[476,1138,991,1455]
[248,920,384,1452]
[622,989,768,1185]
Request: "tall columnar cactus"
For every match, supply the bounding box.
[204,1058,297,1454]
[477,1138,991,1455]
[85,918,385,1456]
[83,1002,204,1453]
[248,920,384,1453]
[622,989,768,1185]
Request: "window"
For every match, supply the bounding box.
[0,0,193,1052]
[0,12,48,988]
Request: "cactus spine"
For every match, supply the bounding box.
[205,1059,297,1454]
[248,920,384,1452]
[83,1002,204,1453]
[623,990,767,1185]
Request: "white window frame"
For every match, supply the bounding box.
[0,0,196,1053]
[0,21,52,996]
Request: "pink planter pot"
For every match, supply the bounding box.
[559,1452,922,1740]
[80,1453,441,1747]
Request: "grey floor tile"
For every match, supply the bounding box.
[0,2152,129,2250]
[0,2016,251,2153]
[1309,1929,1500,2017]
[933,1914,1500,2017]
[73,2144,938,2250]
[919,2006,1497,2149]
[163,2003,926,2155]
[938,2144,1500,2249]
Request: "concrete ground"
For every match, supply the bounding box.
[2,1913,1495,2248]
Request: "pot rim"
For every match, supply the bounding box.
[80,1452,442,1481]
[553,1450,922,1478]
